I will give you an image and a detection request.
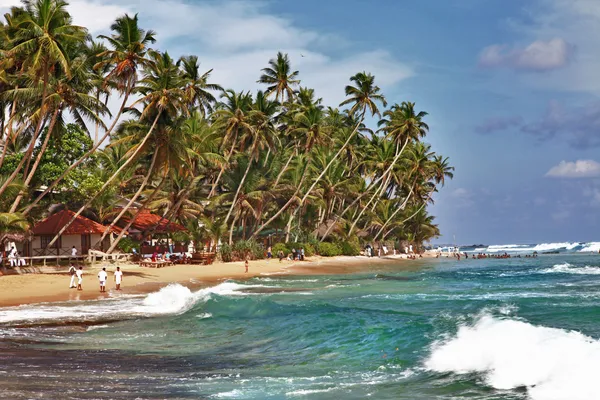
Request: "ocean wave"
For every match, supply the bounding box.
[0,282,261,325]
[579,242,600,253]
[425,314,600,400]
[484,242,581,253]
[540,263,600,275]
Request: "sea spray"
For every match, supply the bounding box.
[425,314,600,400]
[0,281,265,325]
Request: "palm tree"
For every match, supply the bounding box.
[178,55,222,116]
[46,50,187,250]
[0,212,29,253]
[299,72,386,208]
[223,91,279,243]
[209,89,253,198]
[0,0,88,198]
[21,13,156,215]
[257,52,300,103]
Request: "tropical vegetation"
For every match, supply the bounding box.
[0,0,453,258]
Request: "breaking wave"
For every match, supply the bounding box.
[425,314,600,400]
[540,263,600,275]
[0,282,260,325]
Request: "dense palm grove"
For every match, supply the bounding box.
[0,0,453,259]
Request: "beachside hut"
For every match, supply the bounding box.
[115,210,188,254]
[31,210,116,256]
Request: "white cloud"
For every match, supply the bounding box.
[478,38,573,71]
[0,0,128,33]
[546,160,600,178]
[2,0,413,107]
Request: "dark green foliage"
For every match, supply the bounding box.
[317,242,342,257]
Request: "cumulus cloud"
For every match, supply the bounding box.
[546,160,600,178]
[1,0,413,107]
[478,38,573,72]
[474,116,523,134]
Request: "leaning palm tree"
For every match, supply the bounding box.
[257,52,300,103]
[223,91,279,243]
[22,13,156,215]
[299,72,387,207]
[46,50,187,250]
[0,0,88,198]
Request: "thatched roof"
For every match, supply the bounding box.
[1,231,32,242]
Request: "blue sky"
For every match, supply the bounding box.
[2,0,599,244]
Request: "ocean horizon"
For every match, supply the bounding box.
[2,248,600,399]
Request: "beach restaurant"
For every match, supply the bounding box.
[115,210,189,254]
[30,209,117,257]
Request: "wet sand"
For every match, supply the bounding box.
[0,254,433,307]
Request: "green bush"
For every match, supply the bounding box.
[338,240,361,256]
[231,240,264,261]
[317,242,342,257]
[272,243,288,257]
[116,237,140,253]
[219,243,233,262]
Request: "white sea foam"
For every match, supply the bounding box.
[579,242,600,253]
[0,282,261,325]
[425,314,600,400]
[485,242,581,253]
[541,263,600,275]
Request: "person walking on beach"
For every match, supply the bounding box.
[245,259,249,273]
[98,267,108,293]
[68,264,77,288]
[278,250,284,262]
[76,266,83,291]
[301,248,305,261]
[114,267,123,290]
[267,246,272,260]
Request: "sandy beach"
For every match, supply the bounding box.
[0,254,431,307]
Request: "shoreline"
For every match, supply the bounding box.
[0,254,432,308]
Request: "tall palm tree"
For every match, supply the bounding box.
[299,72,386,207]
[178,55,222,116]
[257,52,300,103]
[0,0,88,198]
[22,13,156,214]
[223,91,279,243]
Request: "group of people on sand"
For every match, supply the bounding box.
[3,246,26,267]
[273,247,305,262]
[67,264,123,292]
[449,252,539,260]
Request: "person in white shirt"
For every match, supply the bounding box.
[70,246,78,263]
[76,267,83,291]
[114,267,123,290]
[97,267,108,293]
[68,264,77,288]
[8,247,16,267]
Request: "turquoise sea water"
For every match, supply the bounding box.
[2,254,600,399]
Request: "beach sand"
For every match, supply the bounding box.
[0,254,435,307]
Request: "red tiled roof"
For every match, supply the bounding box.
[33,210,115,235]
[120,211,187,233]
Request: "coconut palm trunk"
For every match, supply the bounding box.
[251,172,307,239]
[348,138,410,235]
[106,177,165,254]
[208,137,237,198]
[0,76,50,198]
[22,84,133,216]
[44,112,162,249]
[0,96,19,170]
[9,107,61,212]
[299,110,366,207]
[224,142,258,242]
[95,150,160,247]
[372,183,417,241]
